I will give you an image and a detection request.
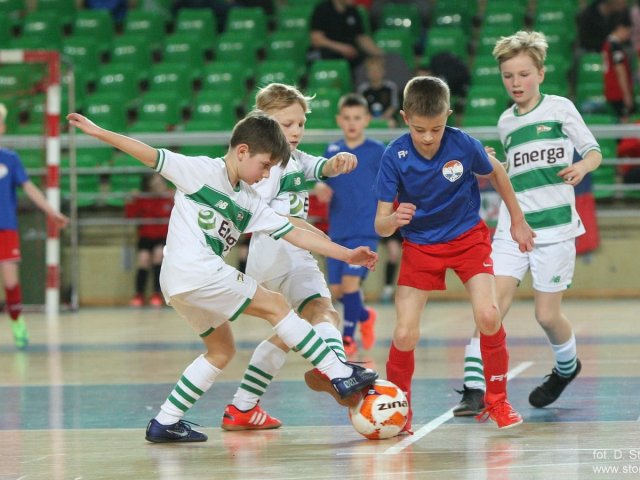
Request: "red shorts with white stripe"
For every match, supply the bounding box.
[0,230,21,262]
[398,221,493,291]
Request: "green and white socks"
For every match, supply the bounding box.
[551,334,578,377]
[463,338,485,391]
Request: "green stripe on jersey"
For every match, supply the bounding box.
[504,121,566,152]
[155,149,165,172]
[187,187,252,231]
[510,165,566,192]
[278,171,307,195]
[271,222,293,239]
[524,205,572,230]
[204,233,225,256]
[314,158,328,180]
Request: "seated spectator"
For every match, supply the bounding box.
[418,52,471,99]
[578,0,628,52]
[310,0,384,69]
[603,10,634,120]
[357,55,399,127]
[616,125,640,184]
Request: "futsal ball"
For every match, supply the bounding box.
[349,379,409,440]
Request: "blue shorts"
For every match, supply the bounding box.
[327,237,379,285]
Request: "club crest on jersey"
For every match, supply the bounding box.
[197,209,216,230]
[536,124,552,134]
[442,160,463,182]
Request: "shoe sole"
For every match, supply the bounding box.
[221,422,282,431]
[453,408,483,417]
[496,418,524,429]
[304,369,361,407]
[145,435,208,443]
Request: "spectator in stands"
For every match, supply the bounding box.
[0,103,69,349]
[357,55,399,127]
[630,0,640,55]
[171,0,233,32]
[603,10,635,121]
[417,52,471,99]
[578,0,628,52]
[126,173,174,308]
[310,0,384,70]
[85,0,128,25]
[616,125,640,184]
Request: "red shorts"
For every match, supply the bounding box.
[0,230,21,262]
[398,221,493,291]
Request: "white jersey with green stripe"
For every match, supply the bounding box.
[494,95,599,244]
[154,149,293,296]
[247,149,328,282]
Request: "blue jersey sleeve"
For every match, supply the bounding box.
[470,137,494,175]
[374,146,398,203]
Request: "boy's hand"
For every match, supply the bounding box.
[393,202,416,227]
[345,246,378,270]
[484,145,496,156]
[557,162,589,186]
[510,218,536,252]
[326,152,357,176]
[67,113,102,136]
[50,211,69,229]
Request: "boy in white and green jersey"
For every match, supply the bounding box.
[223,83,364,431]
[454,31,602,417]
[67,110,379,443]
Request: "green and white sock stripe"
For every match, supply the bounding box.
[239,365,274,397]
[463,356,485,389]
[167,375,205,413]
[555,356,577,377]
[324,337,347,362]
[292,330,332,366]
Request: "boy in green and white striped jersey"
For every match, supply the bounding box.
[454,31,602,416]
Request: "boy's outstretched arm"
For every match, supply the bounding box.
[283,227,377,270]
[485,155,535,252]
[67,113,158,168]
[321,152,358,177]
[375,200,415,237]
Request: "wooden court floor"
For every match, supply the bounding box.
[1,299,639,479]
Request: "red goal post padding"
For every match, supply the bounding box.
[0,50,61,315]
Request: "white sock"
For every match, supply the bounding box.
[463,337,485,390]
[551,334,578,377]
[273,310,351,379]
[155,354,221,425]
[232,340,287,411]
[314,321,347,361]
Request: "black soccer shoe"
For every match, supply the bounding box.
[145,418,208,443]
[529,359,582,408]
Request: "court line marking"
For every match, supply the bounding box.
[382,361,534,455]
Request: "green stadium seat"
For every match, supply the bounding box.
[463,85,509,127]
[471,55,501,83]
[71,10,114,54]
[147,63,194,98]
[83,92,130,132]
[423,27,468,63]
[475,25,512,57]
[432,0,475,30]
[123,10,167,51]
[74,148,113,168]
[95,64,143,101]
[161,32,208,75]
[225,7,267,45]
[577,53,604,85]
[0,15,13,48]
[374,28,415,70]
[35,0,76,28]
[214,31,260,66]
[16,149,45,170]
[265,30,309,67]
[575,82,607,114]
[106,174,143,207]
[306,89,341,129]
[199,62,249,101]
[254,60,300,88]
[110,34,154,71]
[19,11,63,49]
[276,5,312,32]
[187,91,238,131]
[133,91,185,131]
[61,173,101,207]
[175,7,217,42]
[0,0,23,20]
[483,9,525,29]
[535,7,575,29]
[380,3,422,46]
[307,59,352,95]
[62,37,103,85]
[180,145,228,157]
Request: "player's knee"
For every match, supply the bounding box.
[393,327,419,350]
[205,345,235,369]
[475,306,501,335]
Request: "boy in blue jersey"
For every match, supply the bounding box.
[0,103,68,349]
[318,93,386,356]
[374,76,536,432]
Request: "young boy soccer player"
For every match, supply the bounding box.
[454,31,602,417]
[0,103,69,348]
[318,93,386,356]
[222,84,369,431]
[375,76,536,432]
[66,110,379,443]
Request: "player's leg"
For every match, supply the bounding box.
[528,240,580,407]
[465,273,522,429]
[131,240,152,307]
[146,320,236,443]
[387,284,428,433]
[380,235,401,303]
[148,242,165,307]
[1,259,28,349]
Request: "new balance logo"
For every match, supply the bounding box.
[551,275,561,284]
[214,200,228,209]
[490,374,507,382]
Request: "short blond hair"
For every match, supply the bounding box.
[255,83,314,114]
[493,30,548,70]
[0,103,7,124]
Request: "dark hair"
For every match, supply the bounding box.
[338,92,369,110]
[229,110,291,167]
[402,76,450,118]
[610,10,632,29]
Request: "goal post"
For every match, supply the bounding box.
[0,49,61,316]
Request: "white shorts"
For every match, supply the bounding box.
[167,263,258,337]
[260,260,331,313]
[492,237,576,293]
